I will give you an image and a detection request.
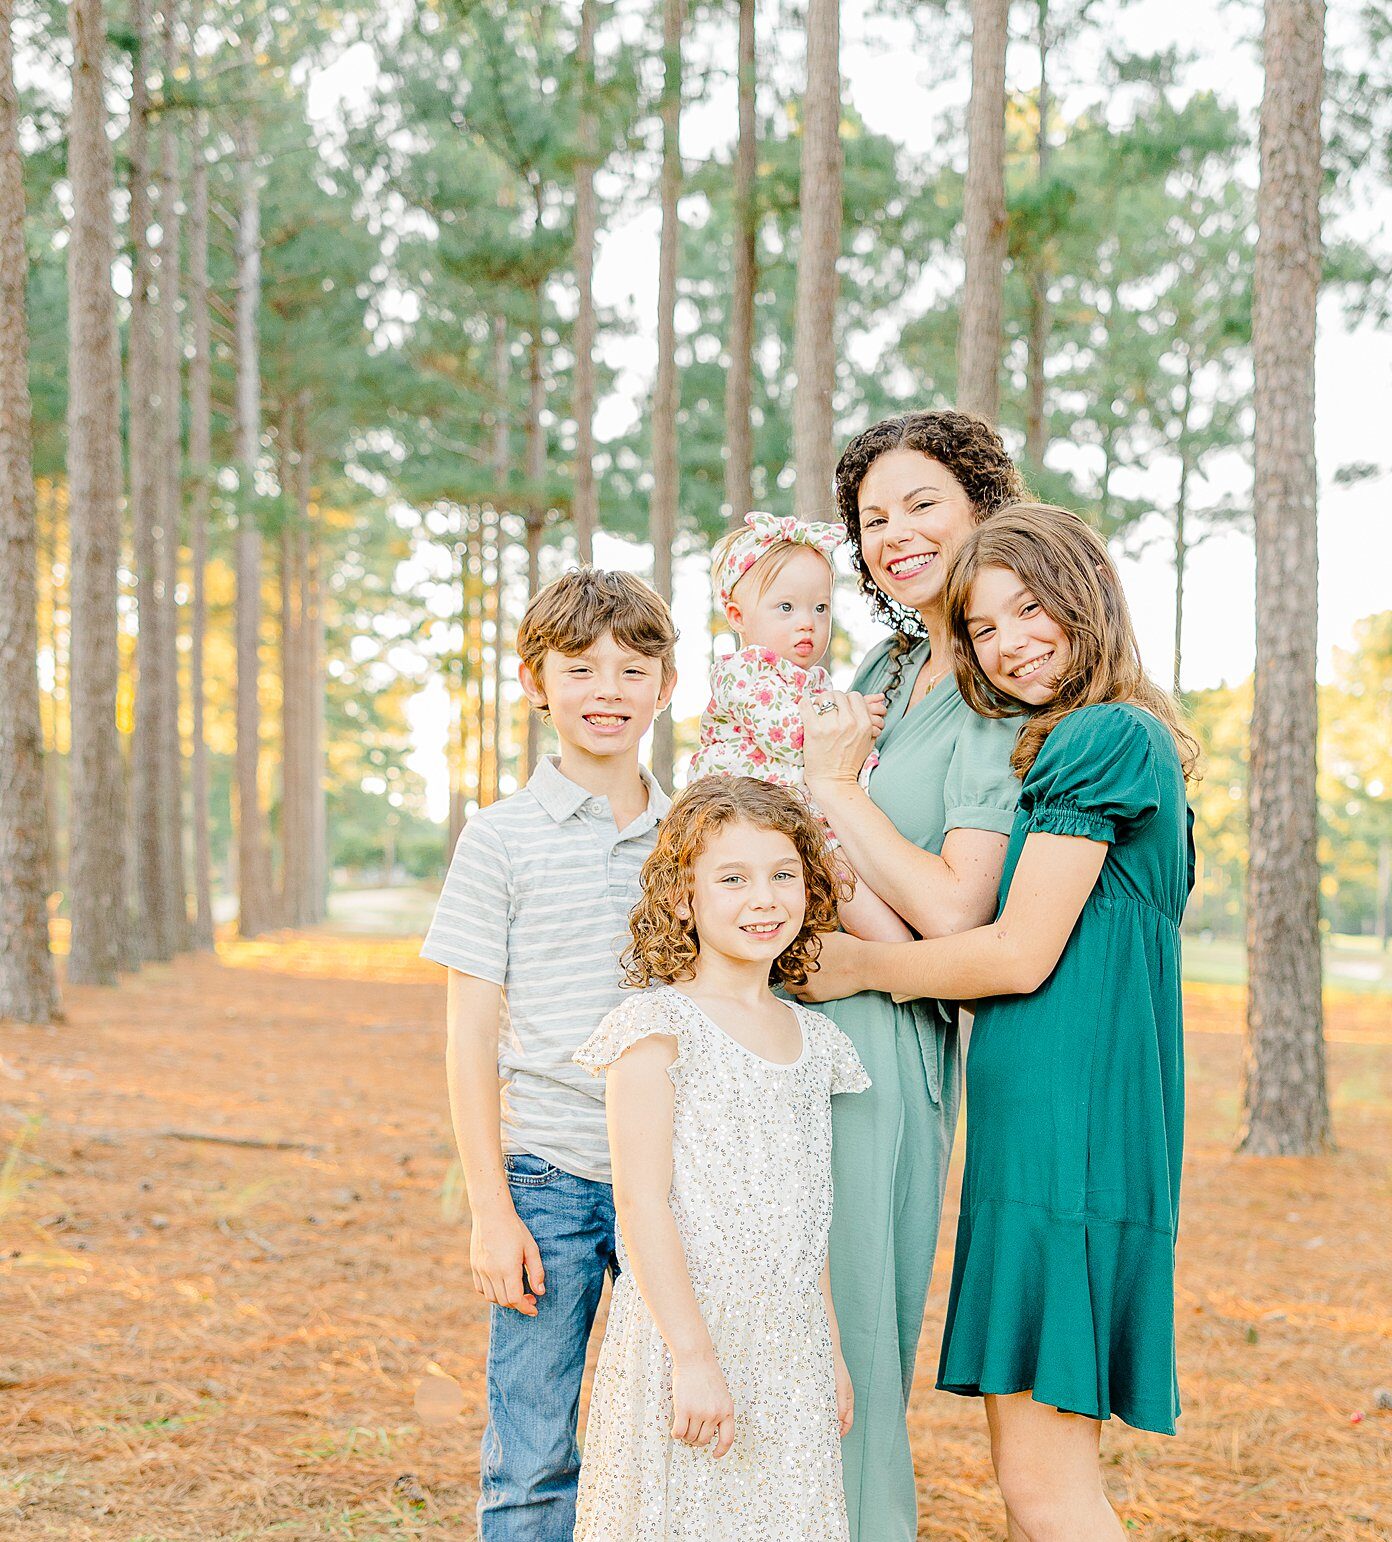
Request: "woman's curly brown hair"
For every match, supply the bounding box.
[945,503,1201,781]
[834,409,1028,703]
[623,776,849,992]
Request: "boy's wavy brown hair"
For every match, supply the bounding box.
[623,776,849,991]
[945,502,1200,781]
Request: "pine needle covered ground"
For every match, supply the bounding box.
[1,933,1389,1540]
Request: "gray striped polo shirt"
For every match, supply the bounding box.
[421,756,670,1183]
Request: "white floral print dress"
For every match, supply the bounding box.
[572,985,870,1542]
[688,645,832,791]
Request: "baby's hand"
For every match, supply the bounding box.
[671,1352,736,1458]
[865,692,888,734]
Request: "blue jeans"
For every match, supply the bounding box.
[479,1152,618,1542]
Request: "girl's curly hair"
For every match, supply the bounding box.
[834,409,1028,703]
[945,502,1201,781]
[623,776,849,992]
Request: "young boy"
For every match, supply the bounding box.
[421,569,678,1541]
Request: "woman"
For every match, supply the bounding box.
[797,410,1026,1542]
[800,505,1196,1538]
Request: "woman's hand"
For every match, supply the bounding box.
[793,931,870,1003]
[800,690,882,788]
[671,1351,736,1458]
[834,1350,854,1438]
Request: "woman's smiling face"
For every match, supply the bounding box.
[857,448,978,619]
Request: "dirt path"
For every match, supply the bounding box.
[2,934,1389,1540]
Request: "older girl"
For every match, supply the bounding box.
[799,505,1197,1539]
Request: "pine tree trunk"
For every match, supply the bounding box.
[278,404,305,928]
[1024,0,1050,467]
[469,513,487,808]
[1240,0,1329,1156]
[306,508,327,920]
[491,319,509,802]
[958,0,1009,424]
[0,14,59,1023]
[650,0,683,787]
[234,108,272,937]
[525,273,547,777]
[186,0,214,948]
[65,0,129,986]
[572,0,598,564]
[293,401,318,924]
[155,1,188,952]
[127,0,173,959]
[488,505,507,803]
[724,0,757,524]
[792,0,841,522]
[1172,353,1194,695]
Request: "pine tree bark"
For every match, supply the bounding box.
[524,272,547,776]
[1172,352,1195,694]
[724,0,757,525]
[306,506,327,920]
[490,318,509,803]
[958,0,1009,424]
[234,108,272,937]
[1024,0,1050,467]
[792,0,840,521]
[279,401,306,927]
[0,12,59,1023]
[650,0,683,787]
[487,504,506,803]
[155,0,188,951]
[65,0,129,986]
[293,407,318,922]
[186,0,214,947]
[127,0,174,959]
[572,0,598,564]
[1241,0,1330,1155]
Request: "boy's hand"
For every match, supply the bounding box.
[470,1203,546,1316]
[671,1352,736,1458]
[834,1350,854,1438]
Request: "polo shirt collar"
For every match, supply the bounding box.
[527,755,672,825]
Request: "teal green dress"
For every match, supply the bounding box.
[824,637,1020,1542]
[937,703,1194,1435]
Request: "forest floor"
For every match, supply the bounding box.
[1,931,1390,1541]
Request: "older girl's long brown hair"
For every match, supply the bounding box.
[623,776,848,992]
[945,503,1200,781]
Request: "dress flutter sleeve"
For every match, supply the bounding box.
[1020,704,1162,845]
[574,990,693,1085]
[943,709,1022,836]
[802,1009,872,1096]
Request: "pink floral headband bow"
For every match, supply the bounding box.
[714,511,848,612]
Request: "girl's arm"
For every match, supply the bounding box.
[797,831,1107,1003]
[606,1035,737,1458]
[821,1256,853,1437]
[801,691,1008,937]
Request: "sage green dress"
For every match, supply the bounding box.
[823,637,1020,1542]
[937,703,1194,1435]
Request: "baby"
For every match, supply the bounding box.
[689,511,911,943]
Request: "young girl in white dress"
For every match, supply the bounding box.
[689,511,910,942]
[573,776,870,1542]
